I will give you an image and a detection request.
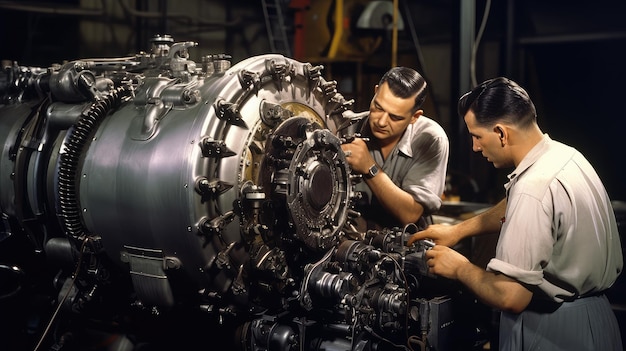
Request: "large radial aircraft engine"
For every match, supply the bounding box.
[0,35,453,351]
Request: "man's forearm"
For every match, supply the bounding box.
[365,171,424,224]
[454,198,506,240]
[455,260,532,313]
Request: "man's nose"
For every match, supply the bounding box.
[472,140,482,152]
[377,112,389,126]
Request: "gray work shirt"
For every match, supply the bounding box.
[355,115,449,229]
[487,134,623,302]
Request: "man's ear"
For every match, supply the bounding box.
[494,125,505,139]
[410,109,424,124]
[494,124,508,146]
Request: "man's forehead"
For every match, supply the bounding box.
[374,84,414,116]
[463,110,476,125]
[464,111,485,131]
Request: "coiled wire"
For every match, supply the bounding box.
[57,86,131,239]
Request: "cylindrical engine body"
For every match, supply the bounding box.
[0,44,355,308]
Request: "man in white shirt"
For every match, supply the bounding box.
[408,77,623,350]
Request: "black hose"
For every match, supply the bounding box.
[57,86,130,238]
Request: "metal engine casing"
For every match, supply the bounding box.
[0,36,462,351]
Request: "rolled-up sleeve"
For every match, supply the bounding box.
[487,191,554,286]
[402,134,449,213]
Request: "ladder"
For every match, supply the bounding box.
[261,0,292,57]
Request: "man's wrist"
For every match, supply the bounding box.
[364,164,380,179]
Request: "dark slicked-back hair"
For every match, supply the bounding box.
[378,66,427,114]
[457,77,537,129]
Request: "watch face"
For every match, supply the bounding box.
[368,164,378,178]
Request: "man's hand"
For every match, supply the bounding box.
[341,138,374,175]
[407,224,461,247]
[425,245,470,280]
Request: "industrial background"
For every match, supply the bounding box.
[1,0,625,349]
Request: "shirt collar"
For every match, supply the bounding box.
[397,122,414,157]
[360,116,414,158]
[505,133,552,189]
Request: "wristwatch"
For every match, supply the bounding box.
[364,164,379,179]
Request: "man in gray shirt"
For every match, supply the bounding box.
[408,77,623,350]
[341,67,449,230]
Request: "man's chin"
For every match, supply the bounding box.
[491,161,508,169]
[372,131,388,140]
